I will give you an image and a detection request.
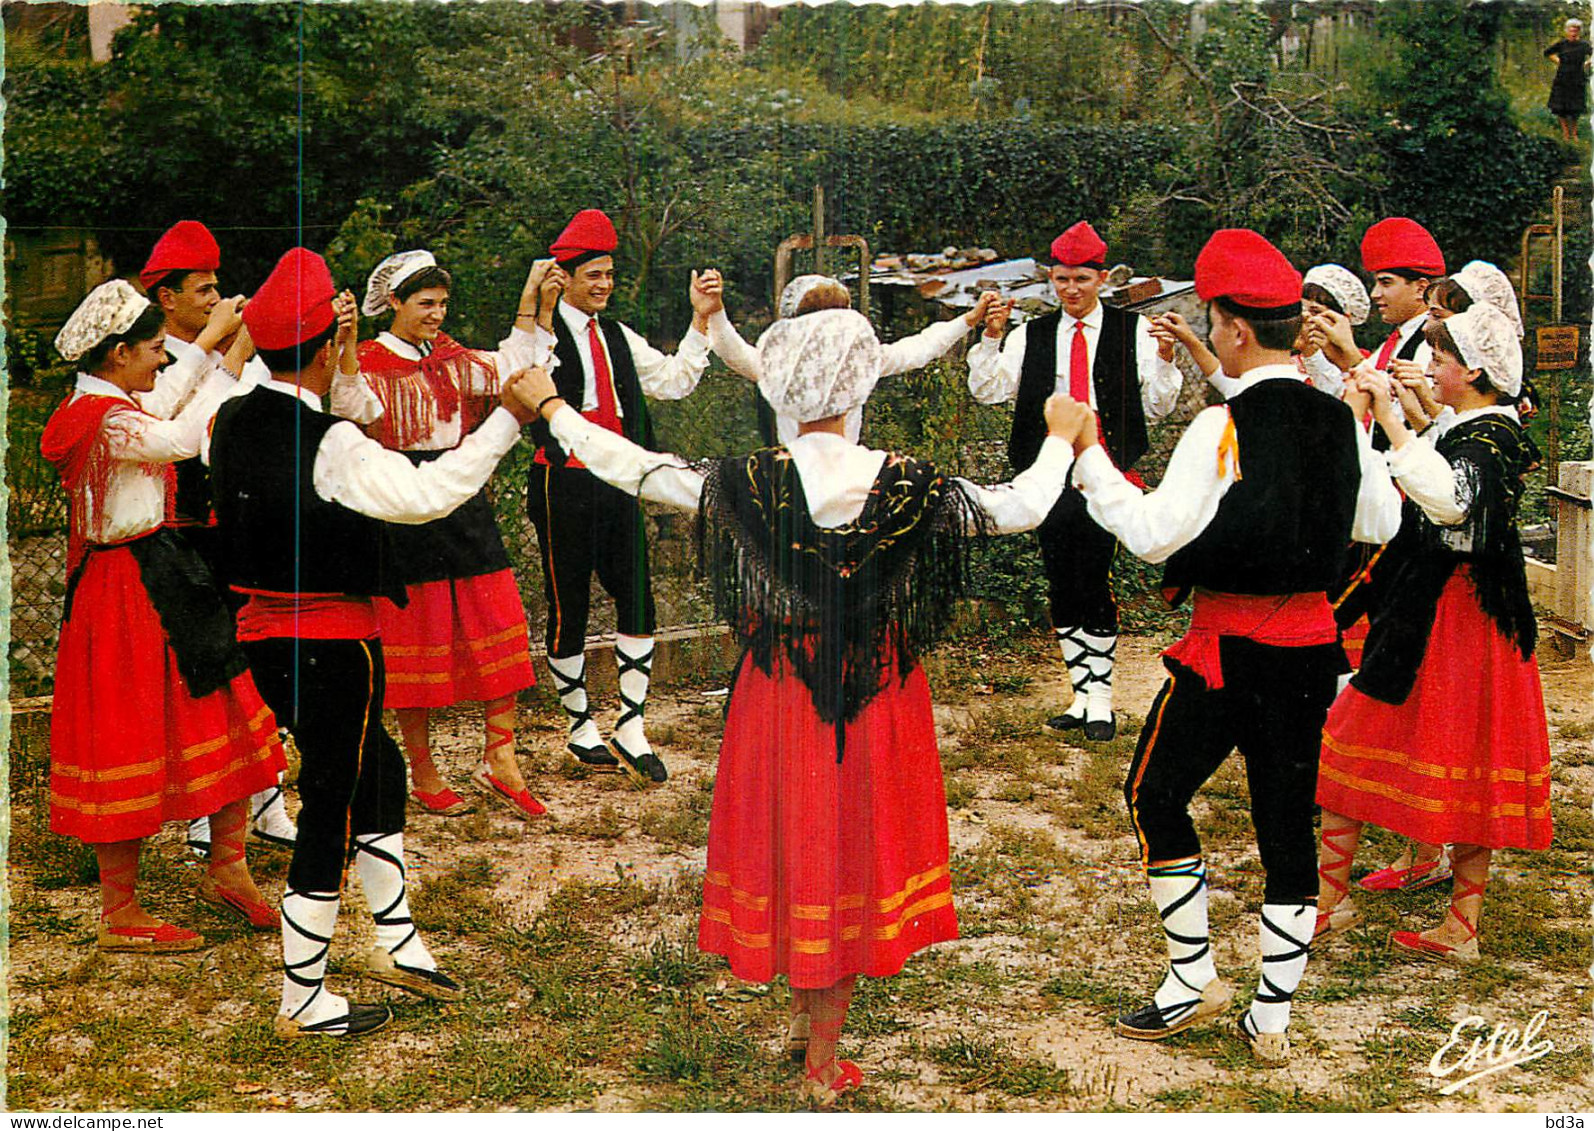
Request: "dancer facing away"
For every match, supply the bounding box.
[515,307,1089,1104]
[137,220,304,856]
[1070,230,1401,1065]
[1315,304,1551,965]
[705,270,998,444]
[42,279,287,953]
[357,249,550,820]
[526,208,714,784]
[967,220,1182,741]
[207,249,542,1039]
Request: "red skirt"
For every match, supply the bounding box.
[699,654,958,989]
[50,547,286,844]
[374,569,535,709]
[1317,571,1552,850]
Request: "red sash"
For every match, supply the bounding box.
[1161,590,1337,690]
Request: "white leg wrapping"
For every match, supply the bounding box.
[251,772,298,842]
[613,634,655,757]
[280,889,346,1027]
[1056,626,1089,721]
[354,832,435,972]
[1080,630,1116,722]
[1148,858,1219,1020]
[1248,901,1314,1034]
[547,653,604,751]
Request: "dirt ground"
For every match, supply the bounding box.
[6,629,1593,1112]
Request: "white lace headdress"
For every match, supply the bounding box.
[757,307,882,424]
[55,280,152,362]
[362,250,439,317]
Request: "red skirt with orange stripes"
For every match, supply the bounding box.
[50,546,286,844]
[699,653,958,988]
[374,569,535,709]
[1317,572,1552,850]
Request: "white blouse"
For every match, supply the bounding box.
[1386,404,1520,552]
[545,404,1075,534]
[70,369,237,544]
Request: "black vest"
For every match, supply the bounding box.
[172,456,212,525]
[209,386,402,601]
[1009,305,1146,473]
[528,314,655,465]
[1162,378,1360,598]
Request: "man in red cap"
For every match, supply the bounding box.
[967,220,1181,740]
[528,207,717,784]
[140,220,303,857]
[1360,217,1445,402]
[206,247,545,1040]
[141,221,385,860]
[1066,229,1400,1065]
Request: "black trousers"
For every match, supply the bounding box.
[1037,487,1120,634]
[1122,639,1341,903]
[243,637,406,893]
[527,461,656,658]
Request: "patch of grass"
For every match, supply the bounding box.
[992,778,1036,804]
[410,855,501,937]
[636,1004,758,1086]
[1039,969,1123,1010]
[962,701,1039,747]
[563,802,627,840]
[639,782,712,848]
[631,933,710,989]
[990,671,1034,695]
[945,775,978,809]
[925,1031,1077,1099]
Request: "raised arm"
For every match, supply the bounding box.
[1134,312,1182,421]
[1075,403,1239,563]
[706,308,763,382]
[521,358,702,509]
[965,309,1027,405]
[312,373,537,524]
[879,293,992,377]
[108,367,239,463]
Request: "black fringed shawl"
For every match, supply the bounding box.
[1352,414,1538,705]
[696,447,990,760]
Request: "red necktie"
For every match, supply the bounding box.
[1069,320,1090,403]
[1375,328,1401,370]
[586,317,623,435]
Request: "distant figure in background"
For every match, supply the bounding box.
[1545,18,1591,140]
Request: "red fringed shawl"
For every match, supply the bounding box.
[358,333,501,450]
[41,394,171,577]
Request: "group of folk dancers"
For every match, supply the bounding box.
[43,205,1553,1099]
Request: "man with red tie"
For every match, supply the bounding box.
[967,221,1182,740]
[528,208,716,783]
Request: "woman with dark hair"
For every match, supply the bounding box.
[1546,18,1591,140]
[355,251,553,820]
[513,309,1087,1104]
[1314,304,1551,964]
[42,279,287,952]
